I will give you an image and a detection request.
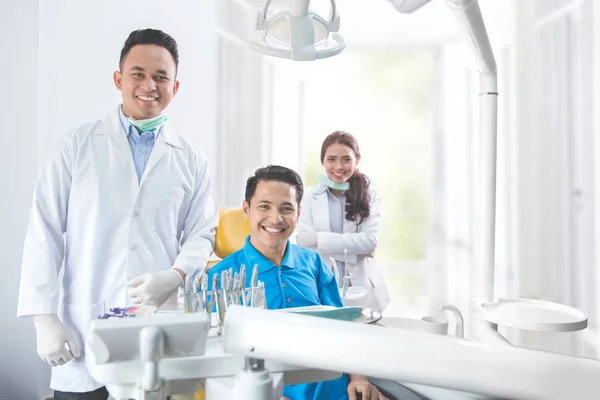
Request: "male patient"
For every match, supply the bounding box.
[207,165,387,400]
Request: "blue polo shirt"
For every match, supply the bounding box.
[207,236,349,400]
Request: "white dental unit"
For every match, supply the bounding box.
[85,1,600,399]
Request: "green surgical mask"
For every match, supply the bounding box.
[128,114,169,132]
[317,174,350,191]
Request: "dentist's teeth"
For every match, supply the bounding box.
[137,96,157,101]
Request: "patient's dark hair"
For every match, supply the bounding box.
[119,28,179,74]
[245,165,304,205]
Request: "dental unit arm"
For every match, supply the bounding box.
[85,304,600,400]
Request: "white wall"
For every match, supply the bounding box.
[0,1,218,397]
[0,1,46,398]
[508,0,598,356]
[38,0,219,168]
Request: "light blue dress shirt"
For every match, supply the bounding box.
[118,106,160,182]
[208,236,349,400]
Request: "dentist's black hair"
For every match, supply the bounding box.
[321,131,371,225]
[119,29,179,74]
[245,165,304,206]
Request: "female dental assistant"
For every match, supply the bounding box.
[296,131,389,311]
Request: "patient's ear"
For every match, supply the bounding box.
[242,200,249,216]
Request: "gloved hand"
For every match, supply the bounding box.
[296,230,318,249]
[33,314,80,367]
[127,269,184,307]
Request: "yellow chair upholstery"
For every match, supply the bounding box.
[213,208,251,260]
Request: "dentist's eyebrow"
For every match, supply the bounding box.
[130,66,145,71]
[155,69,169,75]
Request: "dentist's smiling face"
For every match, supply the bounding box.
[243,180,300,257]
[322,142,359,185]
[113,44,179,120]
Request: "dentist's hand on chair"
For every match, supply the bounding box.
[347,374,389,400]
[127,268,184,307]
[33,314,80,367]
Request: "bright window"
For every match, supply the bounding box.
[296,49,436,317]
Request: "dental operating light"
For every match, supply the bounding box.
[250,0,345,61]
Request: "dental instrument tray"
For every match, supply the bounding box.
[280,305,382,324]
[87,312,211,362]
[479,298,588,332]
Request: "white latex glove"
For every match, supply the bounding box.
[33,314,80,367]
[296,230,318,249]
[126,269,183,307]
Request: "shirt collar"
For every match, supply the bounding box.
[242,235,298,273]
[326,189,346,200]
[118,105,159,140]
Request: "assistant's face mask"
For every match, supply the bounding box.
[317,173,350,191]
[128,114,169,132]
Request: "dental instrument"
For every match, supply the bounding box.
[240,264,247,306]
[201,272,209,313]
[340,248,350,297]
[329,257,340,284]
[249,264,259,308]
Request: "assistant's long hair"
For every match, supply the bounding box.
[320,131,371,225]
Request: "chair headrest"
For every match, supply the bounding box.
[214,208,251,259]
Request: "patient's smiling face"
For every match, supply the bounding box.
[243,180,300,260]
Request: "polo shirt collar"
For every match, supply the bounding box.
[242,236,298,273]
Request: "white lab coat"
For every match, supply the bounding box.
[17,106,218,392]
[297,183,390,311]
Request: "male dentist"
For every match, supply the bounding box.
[17,29,218,400]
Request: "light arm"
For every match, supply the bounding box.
[445,0,498,303]
[446,0,497,76]
[389,0,498,302]
[388,0,497,78]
